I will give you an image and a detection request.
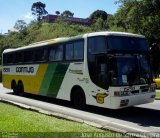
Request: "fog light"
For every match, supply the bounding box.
[120,99,129,107]
[114,91,121,96]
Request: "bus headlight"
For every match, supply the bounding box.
[120,99,129,107]
[114,91,121,96]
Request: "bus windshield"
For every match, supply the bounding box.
[88,35,152,87]
[112,55,152,86]
[107,36,149,52]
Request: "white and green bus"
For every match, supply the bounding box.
[2,31,156,109]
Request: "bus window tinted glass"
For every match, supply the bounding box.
[65,43,74,60]
[3,54,7,64]
[16,52,24,63]
[24,51,34,62]
[49,48,55,61]
[108,36,149,52]
[49,45,63,61]
[55,45,63,61]
[35,49,47,62]
[42,49,48,61]
[74,41,84,59]
[88,36,107,54]
[7,54,16,64]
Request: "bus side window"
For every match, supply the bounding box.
[74,41,84,60]
[49,45,63,61]
[54,45,63,61]
[42,48,48,61]
[65,40,84,61]
[16,52,24,63]
[35,49,47,62]
[3,54,7,65]
[24,51,34,63]
[6,53,16,64]
[88,36,106,54]
[65,43,74,60]
[5,54,10,64]
[49,48,55,61]
[12,54,16,64]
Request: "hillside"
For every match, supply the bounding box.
[0,19,95,63]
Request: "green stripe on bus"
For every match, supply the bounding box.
[47,63,69,97]
[39,63,69,97]
[39,64,57,96]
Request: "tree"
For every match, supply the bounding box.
[114,0,160,75]
[55,11,60,16]
[14,20,27,31]
[31,1,48,21]
[89,10,108,21]
[152,0,160,8]
[61,10,74,17]
[114,0,160,43]
[91,18,106,31]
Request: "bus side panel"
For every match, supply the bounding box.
[56,62,84,101]
[39,63,69,97]
[2,63,70,97]
[2,75,11,89]
[56,62,111,109]
[2,64,48,94]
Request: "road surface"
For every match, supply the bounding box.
[0,83,160,137]
[0,83,12,93]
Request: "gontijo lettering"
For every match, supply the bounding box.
[16,67,34,73]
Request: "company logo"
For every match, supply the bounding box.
[69,69,83,74]
[16,67,34,73]
[93,93,108,104]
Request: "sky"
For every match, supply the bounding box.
[0,0,120,34]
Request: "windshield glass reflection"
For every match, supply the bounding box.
[114,55,152,86]
[117,56,138,85]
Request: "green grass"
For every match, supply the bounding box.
[0,102,127,138]
[156,92,160,100]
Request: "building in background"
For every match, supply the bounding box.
[8,28,19,33]
[42,14,93,26]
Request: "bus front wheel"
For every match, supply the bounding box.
[11,81,18,95]
[71,88,86,109]
[17,81,24,96]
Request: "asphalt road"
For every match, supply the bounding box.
[0,83,160,137]
[0,83,12,93]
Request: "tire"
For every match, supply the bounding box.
[13,86,18,95]
[12,81,18,95]
[71,88,86,109]
[17,82,24,96]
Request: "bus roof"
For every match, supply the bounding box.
[86,31,145,38]
[3,31,145,54]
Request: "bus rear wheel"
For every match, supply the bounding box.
[71,88,86,109]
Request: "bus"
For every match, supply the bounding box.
[2,31,156,109]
